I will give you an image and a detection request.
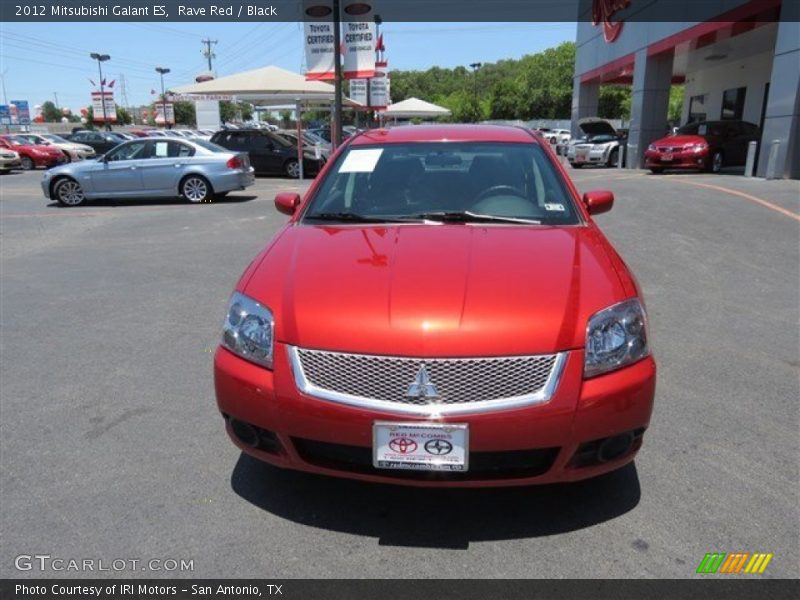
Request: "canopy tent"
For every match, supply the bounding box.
[171,65,340,106]
[172,65,362,180]
[382,97,451,119]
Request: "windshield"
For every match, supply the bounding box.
[303,142,580,226]
[43,134,69,143]
[15,134,47,145]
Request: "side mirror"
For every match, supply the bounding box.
[582,190,614,216]
[274,192,301,216]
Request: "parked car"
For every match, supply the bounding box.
[538,128,571,155]
[20,133,97,162]
[0,135,66,170]
[567,118,625,168]
[645,120,760,174]
[275,129,331,161]
[41,138,254,207]
[214,124,655,487]
[0,149,21,172]
[210,128,324,178]
[65,130,129,155]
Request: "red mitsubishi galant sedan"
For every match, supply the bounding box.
[215,125,656,487]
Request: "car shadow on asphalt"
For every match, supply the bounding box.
[45,194,258,208]
[230,453,641,549]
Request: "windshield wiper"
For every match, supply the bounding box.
[304,212,422,224]
[409,211,541,225]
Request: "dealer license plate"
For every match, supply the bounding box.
[373,422,469,472]
[661,153,673,161]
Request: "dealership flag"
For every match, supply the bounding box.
[341,0,376,79]
[303,0,336,80]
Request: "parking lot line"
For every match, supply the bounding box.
[666,178,800,222]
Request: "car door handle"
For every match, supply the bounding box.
[174,163,183,168]
[130,165,137,170]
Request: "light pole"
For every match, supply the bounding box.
[469,62,482,105]
[155,67,170,129]
[90,53,111,130]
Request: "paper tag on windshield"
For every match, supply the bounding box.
[544,203,565,212]
[339,148,383,173]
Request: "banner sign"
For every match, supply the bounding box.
[303,0,336,80]
[11,100,30,125]
[342,0,376,79]
[0,104,10,125]
[349,79,368,106]
[90,92,116,122]
[154,102,175,125]
[369,61,389,108]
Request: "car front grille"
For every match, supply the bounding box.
[288,347,566,415]
[657,146,683,153]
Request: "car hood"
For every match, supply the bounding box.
[651,134,706,147]
[578,118,618,137]
[243,224,630,357]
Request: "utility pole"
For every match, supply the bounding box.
[202,38,217,72]
[332,0,343,148]
[156,67,170,129]
[90,53,111,130]
[118,74,131,124]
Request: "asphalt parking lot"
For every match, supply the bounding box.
[1,166,798,578]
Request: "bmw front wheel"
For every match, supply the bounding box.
[54,178,86,207]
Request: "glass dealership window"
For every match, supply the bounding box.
[721,87,746,120]
[688,94,707,124]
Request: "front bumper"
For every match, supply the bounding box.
[215,343,656,487]
[0,158,21,170]
[568,147,611,165]
[645,150,708,170]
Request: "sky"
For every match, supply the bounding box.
[0,22,575,112]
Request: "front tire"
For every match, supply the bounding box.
[607,148,619,168]
[53,177,86,207]
[649,167,664,174]
[284,159,300,179]
[180,175,212,203]
[20,156,34,170]
[709,151,723,173]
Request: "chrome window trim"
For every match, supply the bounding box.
[287,346,568,417]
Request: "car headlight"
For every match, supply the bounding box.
[221,292,274,369]
[584,298,649,378]
[648,144,656,152]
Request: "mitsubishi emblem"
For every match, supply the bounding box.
[405,365,440,400]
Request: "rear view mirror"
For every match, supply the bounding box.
[274,192,301,216]
[582,190,614,216]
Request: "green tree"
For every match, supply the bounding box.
[489,79,523,120]
[173,101,196,126]
[598,86,631,120]
[668,85,685,124]
[279,109,293,128]
[115,105,132,125]
[41,101,63,123]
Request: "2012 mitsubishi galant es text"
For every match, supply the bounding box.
[214,125,656,487]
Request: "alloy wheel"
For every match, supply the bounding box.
[56,180,85,206]
[182,177,209,203]
[286,160,300,179]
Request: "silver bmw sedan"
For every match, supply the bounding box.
[41,137,254,207]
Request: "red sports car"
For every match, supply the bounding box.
[0,135,66,170]
[215,125,655,487]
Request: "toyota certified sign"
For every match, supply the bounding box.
[303,0,336,80]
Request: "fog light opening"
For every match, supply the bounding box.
[597,432,634,463]
[230,418,260,448]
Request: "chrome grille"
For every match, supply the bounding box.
[289,347,566,415]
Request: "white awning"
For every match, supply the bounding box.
[382,97,451,119]
[171,65,353,107]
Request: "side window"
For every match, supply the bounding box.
[153,141,170,158]
[168,142,194,158]
[106,142,148,161]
